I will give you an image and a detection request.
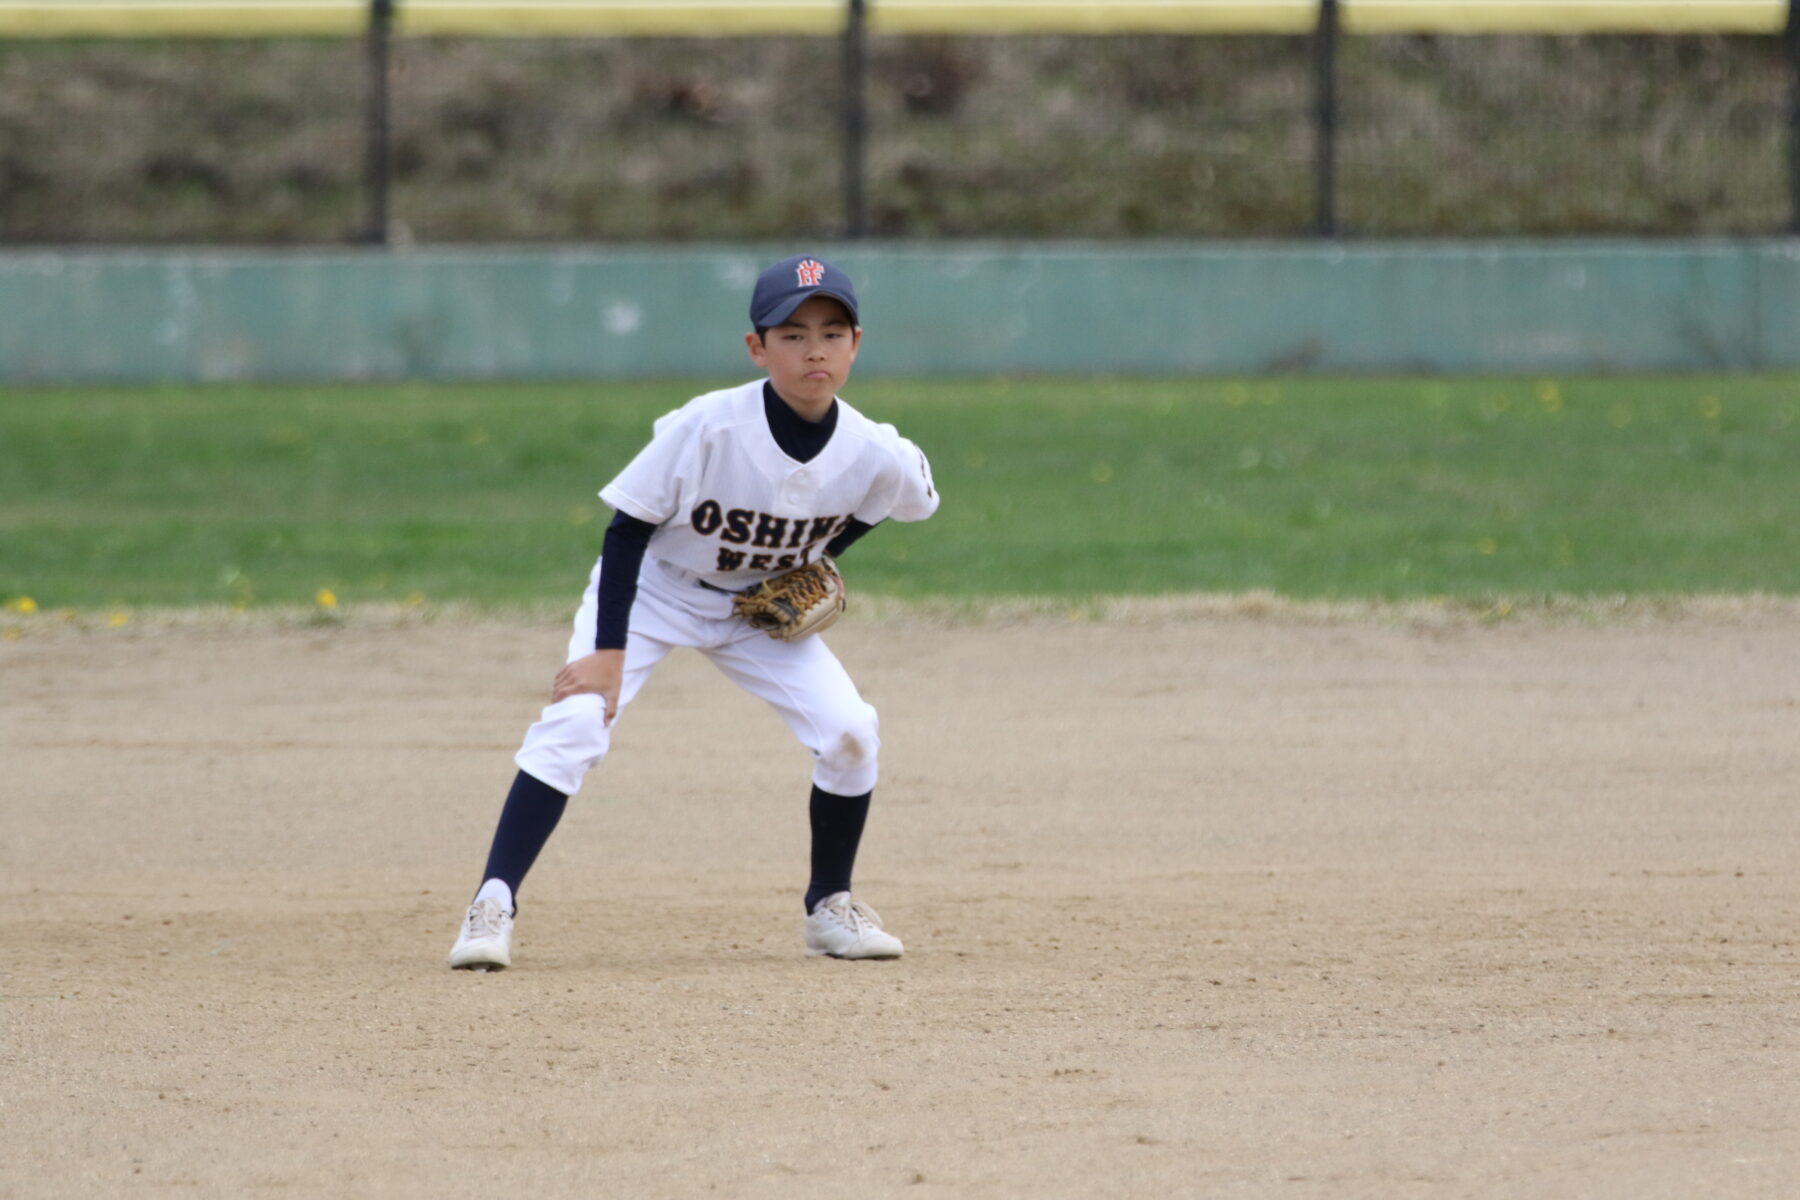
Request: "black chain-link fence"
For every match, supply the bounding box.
[388,36,844,242]
[0,38,366,242]
[1337,34,1794,236]
[0,22,1795,243]
[861,35,1317,238]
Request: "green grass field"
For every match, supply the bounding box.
[3,375,1797,613]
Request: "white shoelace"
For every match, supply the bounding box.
[464,899,510,939]
[823,896,881,933]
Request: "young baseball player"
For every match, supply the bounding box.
[448,254,938,970]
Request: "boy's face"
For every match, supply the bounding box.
[746,295,862,417]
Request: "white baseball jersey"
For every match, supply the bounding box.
[599,380,939,589]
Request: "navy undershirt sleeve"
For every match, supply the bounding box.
[595,511,655,650]
[825,518,877,559]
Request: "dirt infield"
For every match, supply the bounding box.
[3,607,1796,1198]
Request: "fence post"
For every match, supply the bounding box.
[1788,0,1800,234]
[843,0,869,239]
[361,0,395,245]
[1314,0,1339,237]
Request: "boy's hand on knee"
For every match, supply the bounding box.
[553,649,625,724]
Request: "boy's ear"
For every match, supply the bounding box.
[745,330,768,366]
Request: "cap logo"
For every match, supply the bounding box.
[795,259,826,287]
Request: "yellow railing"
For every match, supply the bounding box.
[0,0,1786,39]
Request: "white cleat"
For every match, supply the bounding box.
[448,897,514,970]
[804,892,904,960]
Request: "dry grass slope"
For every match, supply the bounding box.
[0,33,1788,242]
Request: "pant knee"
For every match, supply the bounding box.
[813,703,880,795]
[514,693,612,797]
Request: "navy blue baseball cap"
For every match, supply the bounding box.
[749,254,860,329]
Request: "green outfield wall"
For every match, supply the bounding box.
[4,242,1799,382]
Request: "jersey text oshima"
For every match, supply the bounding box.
[599,380,938,590]
[690,502,854,574]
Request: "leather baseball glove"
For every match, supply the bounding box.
[732,557,846,641]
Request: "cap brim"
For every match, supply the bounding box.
[758,289,858,329]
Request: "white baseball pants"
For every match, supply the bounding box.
[514,555,880,798]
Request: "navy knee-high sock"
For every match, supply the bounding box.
[805,785,872,913]
[478,770,570,908]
